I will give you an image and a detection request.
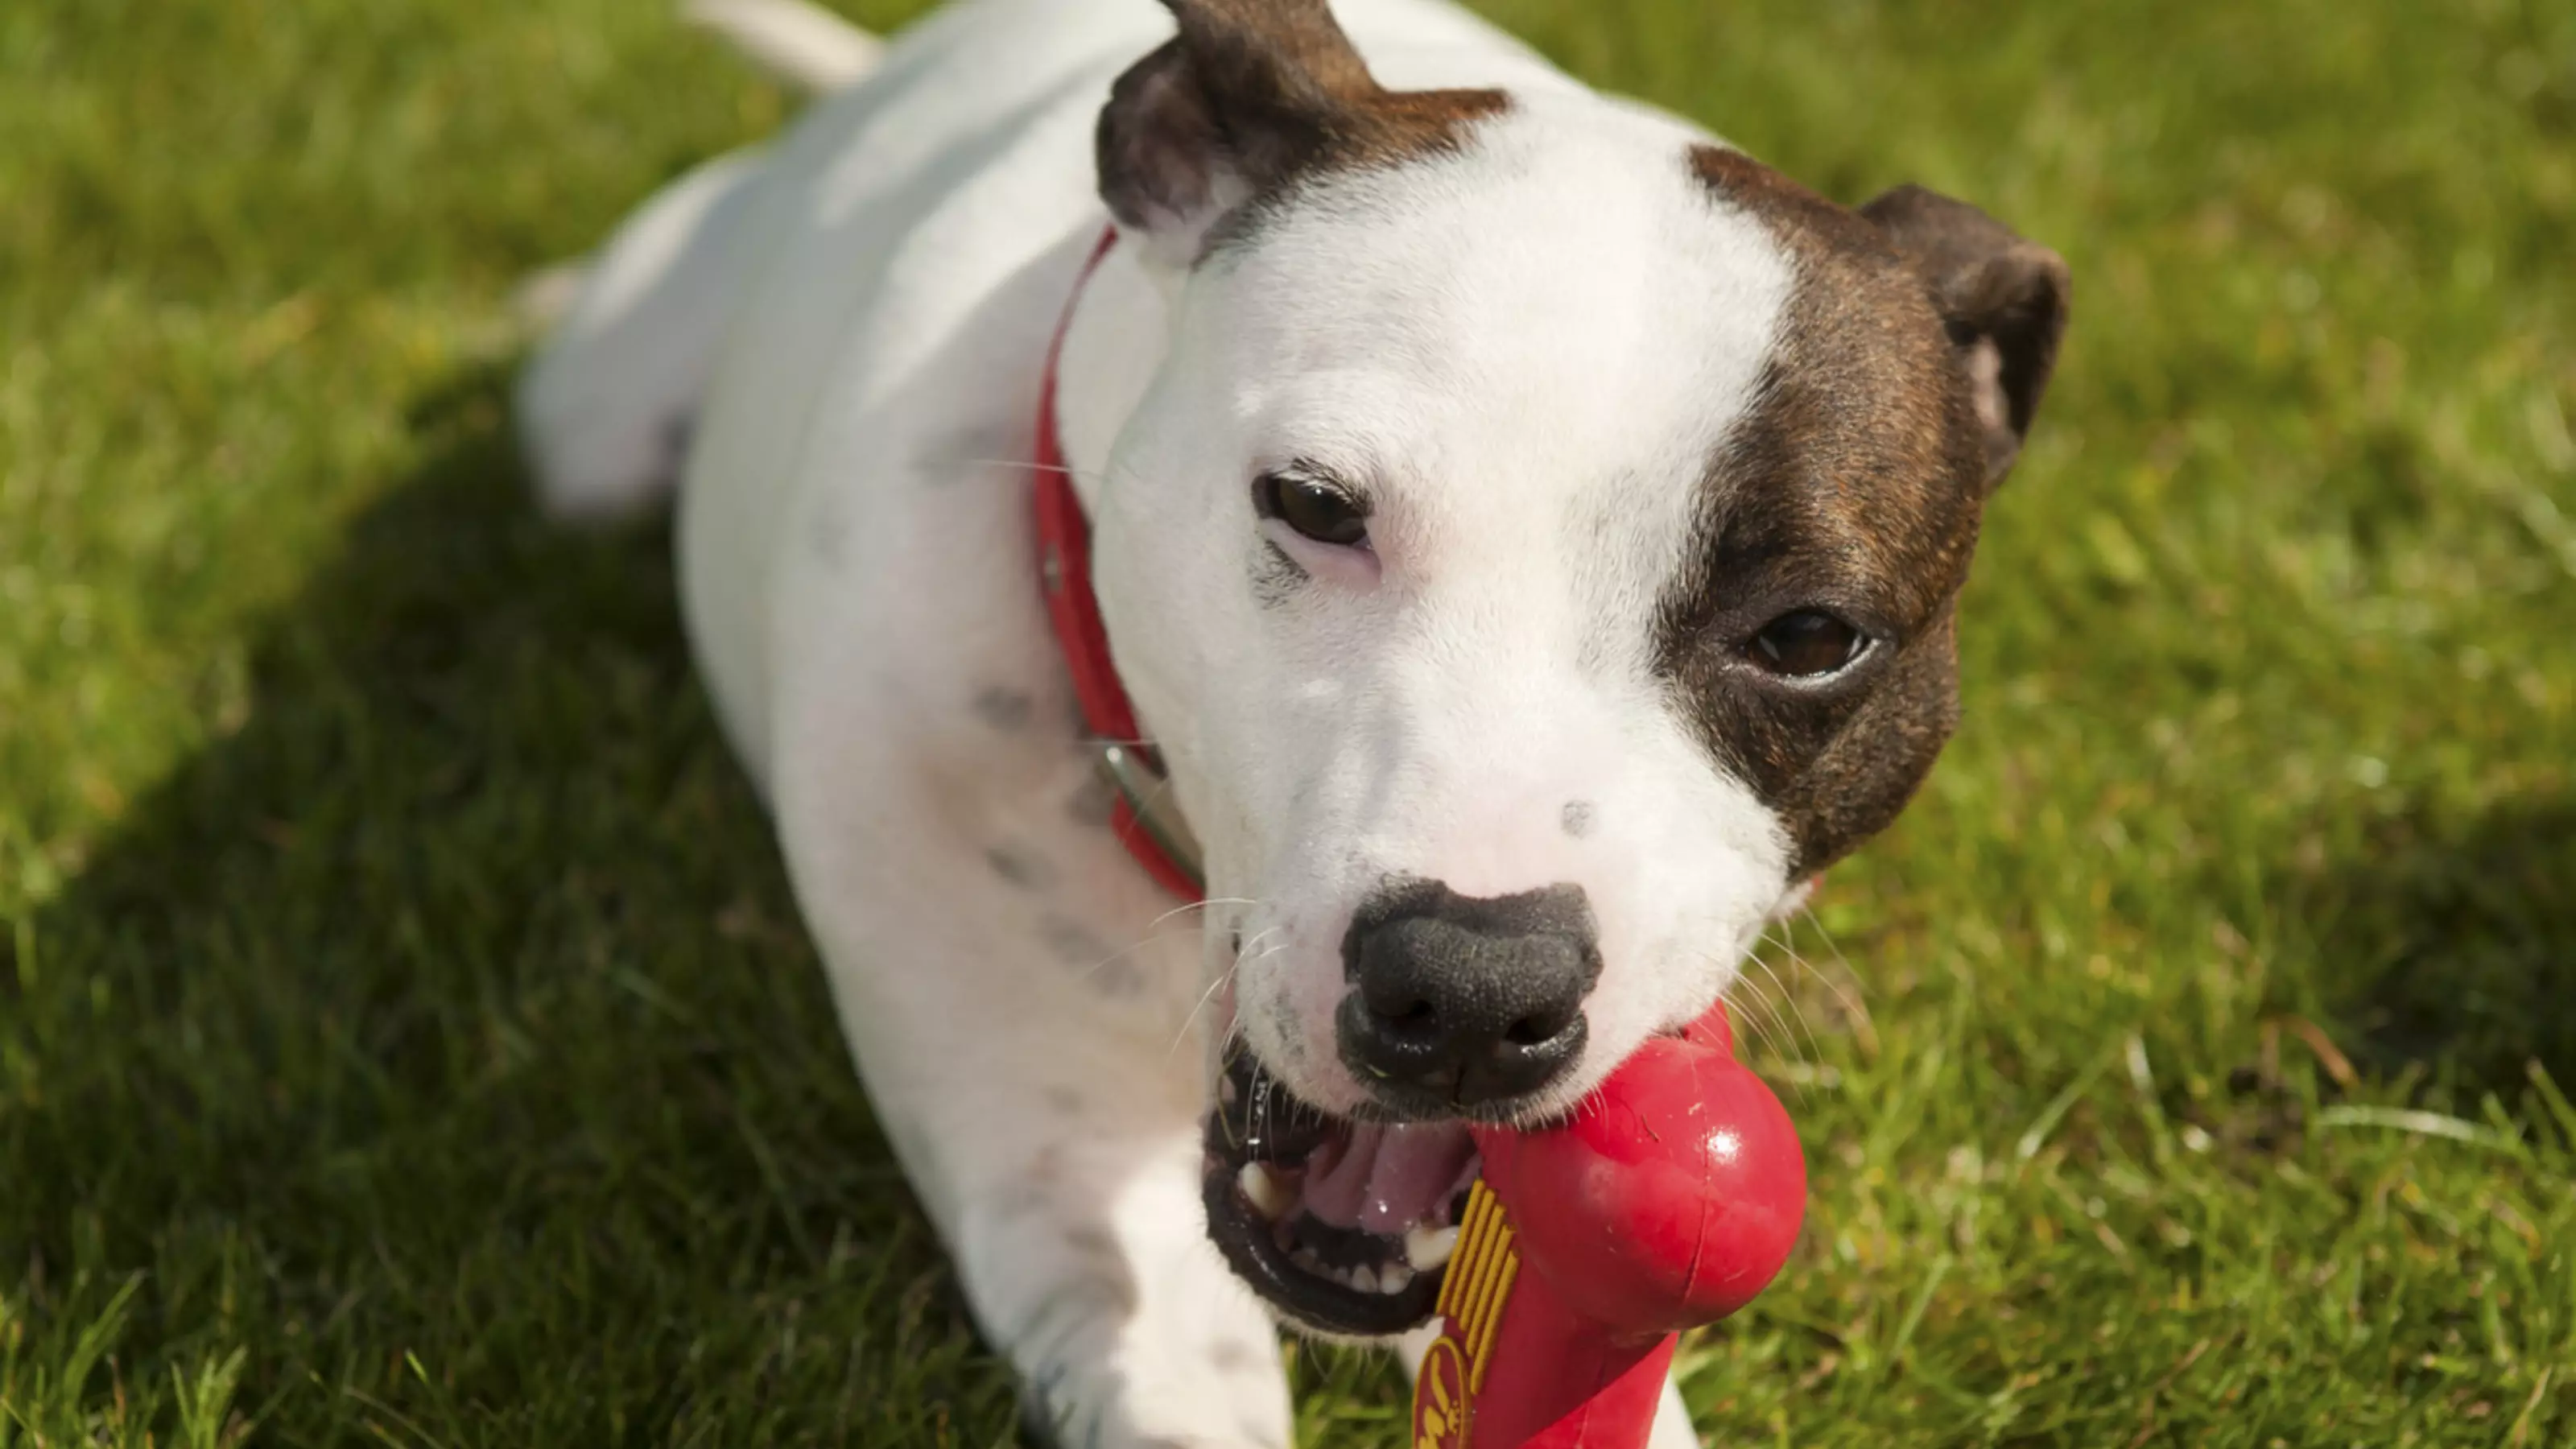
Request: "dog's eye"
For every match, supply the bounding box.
[1747,611,1868,678]
[1254,469,1368,548]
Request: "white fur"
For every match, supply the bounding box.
[519,0,1805,1440]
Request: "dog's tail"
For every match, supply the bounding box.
[682,0,886,95]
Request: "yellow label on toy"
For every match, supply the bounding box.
[1411,1180,1521,1449]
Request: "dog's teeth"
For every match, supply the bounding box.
[1404,1224,1459,1272]
[1291,1246,1325,1275]
[1220,1074,1239,1107]
[1379,1263,1414,1294]
[1350,1265,1379,1294]
[1238,1162,1292,1220]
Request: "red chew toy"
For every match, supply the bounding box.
[1411,1003,1805,1447]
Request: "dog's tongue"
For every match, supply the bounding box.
[1300,1122,1478,1233]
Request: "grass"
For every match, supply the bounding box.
[1,0,2570,1443]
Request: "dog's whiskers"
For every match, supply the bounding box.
[1721,970,1800,1079]
[1745,931,1827,1068]
[957,456,1084,477]
[939,452,1158,502]
[1071,896,1249,1003]
[1715,943,1813,1101]
[1792,902,1878,1047]
[1171,966,1238,1059]
[1762,917,1877,1067]
[1168,917,1277,1059]
[1145,895,1256,935]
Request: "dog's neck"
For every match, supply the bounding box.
[1051,228,1170,522]
[1044,225,1220,887]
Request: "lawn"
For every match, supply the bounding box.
[2,0,2572,1443]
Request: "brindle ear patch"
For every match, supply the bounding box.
[1859,184,2070,488]
[1096,38,1241,243]
[1096,0,1507,264]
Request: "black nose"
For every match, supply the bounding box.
[1335,880,1600,1111]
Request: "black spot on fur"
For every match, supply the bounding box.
[974,685,1036,732]
[991,1177,1054,1223]
[1059,1224,1131,1294]
[804,502,850,568]
[660,411,696,480]
[1093,959,1147,998]
[1559,799,1597,838]
[987,842,1057,891]
[1034,920,1150,996]
[913,419,1019,487]
[1212,1336,1269,1372]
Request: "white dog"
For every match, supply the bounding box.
[517,0,2067,1441]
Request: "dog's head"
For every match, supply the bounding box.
[1080,0,2067,1335]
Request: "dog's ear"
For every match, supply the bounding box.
[1859,184,2070,489]
[1096,0,1504,266]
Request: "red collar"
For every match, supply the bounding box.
[1034,227,1206,902]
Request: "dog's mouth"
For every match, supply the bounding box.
[1199,1050,1479,1337]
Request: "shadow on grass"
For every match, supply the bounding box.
[2309,794,2576,1106]
[3,365,1018,1444]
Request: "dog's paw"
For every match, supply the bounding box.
[1013,1329,1290,1449]
[1019,1376,1287,1449]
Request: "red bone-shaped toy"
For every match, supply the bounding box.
[1410,1003,1806,1447]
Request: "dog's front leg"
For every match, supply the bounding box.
[777,768,1290,1449]
[958,1117,1290,1449]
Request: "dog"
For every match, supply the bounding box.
[516,0,2068,1441]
